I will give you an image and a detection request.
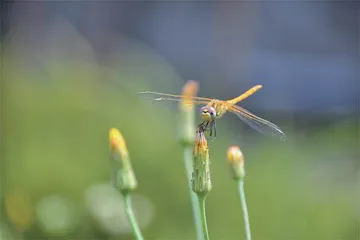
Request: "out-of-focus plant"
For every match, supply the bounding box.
[227,146,251,240]
[109,128,144,240]
[5,190,34,233]
[178,81,205,240]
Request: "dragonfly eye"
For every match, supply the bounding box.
[200,106,216,121]
[200,106,207,113]
[207,107,216,117]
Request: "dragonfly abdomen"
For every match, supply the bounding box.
[227,85,263,105]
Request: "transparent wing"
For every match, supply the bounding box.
[138,91,210,105]
[138,91,214,101]
[229,105,287,141]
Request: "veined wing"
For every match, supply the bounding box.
[138,91,212,104]
[138,91,214,102]
[229,105,287,141]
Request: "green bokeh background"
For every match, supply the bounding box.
[0,21,358,240]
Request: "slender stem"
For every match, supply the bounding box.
[238,180,252,240]
[184,146,204,240]
[123,193,144,240]
[197,195,210,240]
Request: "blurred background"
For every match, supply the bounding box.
[0,1,358,239]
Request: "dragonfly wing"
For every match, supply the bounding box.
[229,105,287,141]
[138,91,210,108]
[141,96,209,105]
[138,91,214,101]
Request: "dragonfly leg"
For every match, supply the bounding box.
[209,121,213,137]
[208,120,217,137]
[198,120,217,142]
[198,121,207,133]
[204,121,210,130]
[207,125,216,142]
[213,121,217,137]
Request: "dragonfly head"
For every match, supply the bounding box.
[200,106,216,121]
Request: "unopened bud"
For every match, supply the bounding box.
[179,80,199,146]
[227,146,245,180]
[109,128,128,159]
[192,130,212,197]
[109,128,138,193]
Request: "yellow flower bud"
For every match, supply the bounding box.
[194,130,208,157]
[179,80,199,146]
[109,128,128,159]
[181,80,199,110]
[227,146,245,180]
[109,128,137,193]
[227,146,244,166]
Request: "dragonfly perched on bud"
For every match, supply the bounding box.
[139,85,287,141]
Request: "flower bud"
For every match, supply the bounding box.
[192,131,212,197]
[109,128,137,194]
[109,128,128,159]
[178,80,199,146]
[227,146,245,180]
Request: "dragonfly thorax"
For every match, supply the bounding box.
[207,100,228,118]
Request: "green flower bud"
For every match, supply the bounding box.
[192,131,212,197]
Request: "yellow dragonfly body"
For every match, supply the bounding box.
[139,85,287,141]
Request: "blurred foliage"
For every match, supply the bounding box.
[0,19,358,240]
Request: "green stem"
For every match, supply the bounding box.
[123,193,144,240]
[238,179,252,240]
[197,195,210,240]
[184,146,204,240]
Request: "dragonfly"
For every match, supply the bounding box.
[139,85,287,141]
